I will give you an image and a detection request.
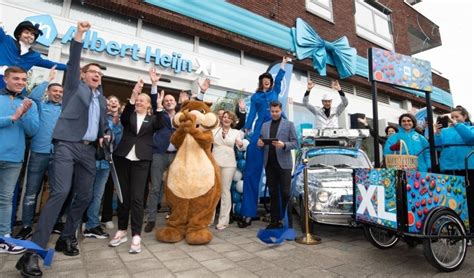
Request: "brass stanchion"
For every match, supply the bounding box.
[296,158,321,245]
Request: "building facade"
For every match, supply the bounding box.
[0,0,452,145]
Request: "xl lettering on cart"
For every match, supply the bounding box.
[61,27,192,74]
[356,184,396,222]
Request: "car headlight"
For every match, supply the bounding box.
[317,191,329,203]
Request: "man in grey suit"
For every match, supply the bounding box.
[16,21,109,277]
[257,101,298,229]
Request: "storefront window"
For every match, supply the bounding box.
[355,0,394,50]
[305,0,333,22]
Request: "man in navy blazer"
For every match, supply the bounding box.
[16,21,108,277]
[257,100,298,229]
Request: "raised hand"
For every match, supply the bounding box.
[331,80,341,91]
[48,65,57,82]
[77,21,91,33]
[238,99,246,112]
[199,78,210,92]
[130,78,144,104]
[149,67,161,85]
[307,80,315,91]
[357,117,368,126]
[157,90,165,109]
[179,91,189,104]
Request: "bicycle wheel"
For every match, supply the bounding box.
[363,225,399,249]
[423,209,467,272]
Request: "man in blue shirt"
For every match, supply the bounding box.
[15,68,63,240]
[16,21,108,277]
[0,66,39,254]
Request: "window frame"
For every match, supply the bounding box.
[305,0,334,23]
[354,0,394,50]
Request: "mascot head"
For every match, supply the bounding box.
[173,100,218,130]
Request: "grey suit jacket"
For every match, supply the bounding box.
[52,40,107,142]
[260,118,298,169]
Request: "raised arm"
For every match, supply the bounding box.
[63,21,90,104]
[273,56,289,95]
[303,80,317,116]
[332,80,348,116]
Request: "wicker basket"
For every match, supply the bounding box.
[385,140,418,170]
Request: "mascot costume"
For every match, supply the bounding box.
[156,100,221,245]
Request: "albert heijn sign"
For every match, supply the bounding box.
[22,14,217,77]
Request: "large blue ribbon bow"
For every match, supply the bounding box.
[291,18,357,79]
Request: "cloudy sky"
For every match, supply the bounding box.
[413,0,473,114]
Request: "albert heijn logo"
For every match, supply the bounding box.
[24,14,58,47]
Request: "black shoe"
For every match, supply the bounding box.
[55,237,79,256]
[144,221,155,233]
[266,222,283,230]
[237,217,252,228]
[156,203,161,213]
[15,226,33,240]
[52,222,64,235]
[83,226,110,239]
[15,252,42,277]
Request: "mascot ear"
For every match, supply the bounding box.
[173,112,183,127]
[204,101,213,108]
[201,112,218,129]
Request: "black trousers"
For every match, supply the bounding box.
[32,141,96,248]
[443,169,474,231]
[100,174,114,222]
[114,156,150,236]
[265,158,292,227]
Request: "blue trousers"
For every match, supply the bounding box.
[21,152,52,227]
[32,141,96,248]
[240,134,264,218]
[0,161,22,236]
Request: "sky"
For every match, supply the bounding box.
[412,0,473,114]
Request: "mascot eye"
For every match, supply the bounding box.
[200,109,206,114]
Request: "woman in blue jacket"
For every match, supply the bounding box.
[384,113,431,172]
[434,106,474,232]
[238,56,289,228]
[0,21,66,89]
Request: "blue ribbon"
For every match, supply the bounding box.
[0,237,54,266]
[291,18,357,79]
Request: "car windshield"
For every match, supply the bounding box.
[307,153,370,169]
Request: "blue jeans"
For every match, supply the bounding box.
[22,152,52,227]
[0,161,23,236]
[85,167,110,229]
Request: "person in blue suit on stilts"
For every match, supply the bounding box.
[238,56,289,228]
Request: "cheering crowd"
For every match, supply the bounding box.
[1,19,474,277]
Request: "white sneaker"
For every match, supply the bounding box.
[216,224,228,230]
[129,235,141,254]
[0,240,26,255]
[109,230,127,247]
[102,221,114,230]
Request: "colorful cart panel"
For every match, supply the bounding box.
[355,169,469,234]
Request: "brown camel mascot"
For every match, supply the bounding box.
[155,100,221,245]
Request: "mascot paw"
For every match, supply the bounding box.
[185,229,213,245]
[155,227,184,243]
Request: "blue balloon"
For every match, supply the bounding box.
[234,202,242,215]
[236,151,245,160]
[230,181,237,192]
[237,159,246,171]
[232,191,242,203]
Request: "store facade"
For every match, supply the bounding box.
[0,0,453,145]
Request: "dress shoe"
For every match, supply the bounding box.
[55,237,79,256]
[237,217,252,228]
[144,221,155,233]
[15,252,42,277]
[266,221,283,230]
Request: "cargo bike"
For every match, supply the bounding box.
[354,151,474,272]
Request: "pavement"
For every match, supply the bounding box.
[1,213,474,277]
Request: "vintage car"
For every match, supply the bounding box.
[291,129,372,228]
